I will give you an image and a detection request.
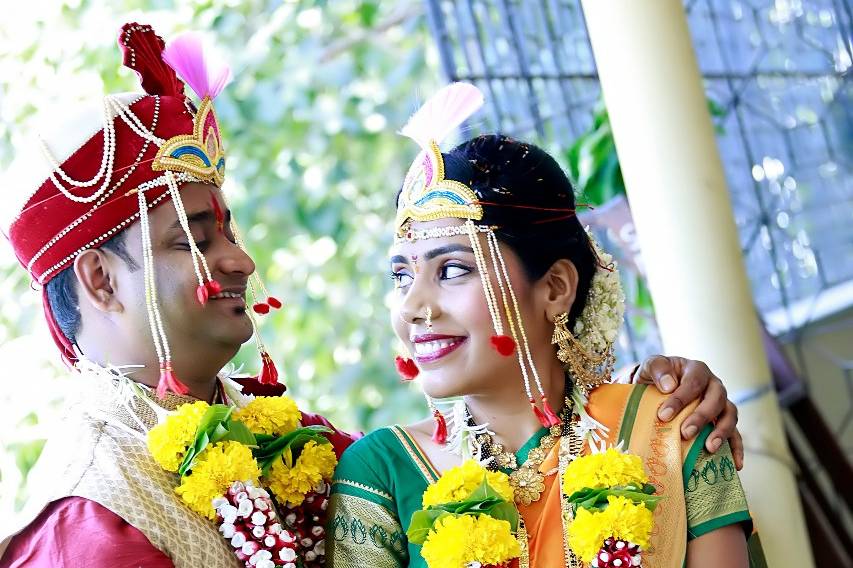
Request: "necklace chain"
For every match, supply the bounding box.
[470,396,575,506]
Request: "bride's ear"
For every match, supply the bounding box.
[538,259,578,322]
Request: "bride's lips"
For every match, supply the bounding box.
[411,333,467,364]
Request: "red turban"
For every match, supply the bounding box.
[2,23,226,365]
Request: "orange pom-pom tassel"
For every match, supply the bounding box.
[432,409,448,445]
[542,397,562,427]
[395,356,420,381]
[489,334,516,356]
[156,363,189,398]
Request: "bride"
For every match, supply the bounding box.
[326,84,756,567]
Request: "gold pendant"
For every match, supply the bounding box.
[510,466,546,506]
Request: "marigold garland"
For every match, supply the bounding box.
[232,395,301,436]
[145,392,338,567]
[562,447,648,496]
[562,447,659,566]
[421,513,521,568]
[147,400,210,472]
[265,440,338,507]
[410,460,520,568]
[174,441,261,519]
[422,459,514,506]
[568,496,654,562]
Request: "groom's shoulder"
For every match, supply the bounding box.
[230,377,362,457]
[301,411,363,458]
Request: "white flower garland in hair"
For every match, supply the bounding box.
[572,233,626,357]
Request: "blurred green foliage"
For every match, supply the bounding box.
[0,0,439,514]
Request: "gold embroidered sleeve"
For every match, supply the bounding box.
[326,492,408,568]
[685,440,752,539]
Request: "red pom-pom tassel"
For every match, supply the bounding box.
[267,296,282,310]
[394,356,420,381]
[156,363,189,398]
[253,302,270,315]
[196,284,209,305]
[257,352,279,385]
[530,399,550,428]
[431,409,448,445]
[489,334,516,356]
[206,279,222,296]
[542,397,562,427]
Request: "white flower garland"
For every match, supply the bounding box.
[572,234,626,357]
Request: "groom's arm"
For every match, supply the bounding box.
[1,497,173,568]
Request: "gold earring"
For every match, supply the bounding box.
[425,306,433,332]
[551,312,613,393]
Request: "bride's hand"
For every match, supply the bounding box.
[633,355,743,470]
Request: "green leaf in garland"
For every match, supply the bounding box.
[406,478,520,545]
[407,510,451,544]
[177,405,258,476]
[567,484,663,513]
[253,425,334,475]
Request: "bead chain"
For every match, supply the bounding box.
[226,204,270,304]
[137,189,165,366]
[218,192,272,354]
[484,229,535,402]
[105,95,166,146]
[36,174,194,283]
[395,222,492,244]
[39,97,115,191]
[141,191,172,364]
[488,231,548,400]
[465,220,504,337]
[28,96,161,272]
[166,171,210,289]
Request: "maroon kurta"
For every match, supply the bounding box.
[1,391,360,568]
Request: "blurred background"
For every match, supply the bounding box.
[0,0,850,562]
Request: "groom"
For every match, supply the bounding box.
[0,22,740,568]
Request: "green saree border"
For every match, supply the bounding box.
[332,478,395,510]
[688,510,753,540]
[682,424,712,484]
[390,425,440,483]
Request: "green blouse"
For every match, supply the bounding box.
[326,423,754,567]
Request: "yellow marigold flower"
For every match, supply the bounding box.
[563,448,648,496]
[232,395,301,436]
[147,401,210,472]
[567,496,654,562]
[174,441,260,519]
[265,440,337,507]
[421,514,521,568]
[423,460,514,507]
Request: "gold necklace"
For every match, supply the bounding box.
[472,397,573,506]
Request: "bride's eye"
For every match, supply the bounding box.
[440,264,472,280]
[390,270,414,288]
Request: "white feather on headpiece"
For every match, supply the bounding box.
[399,82,484,152]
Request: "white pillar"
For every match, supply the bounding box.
[580,1,814,566]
